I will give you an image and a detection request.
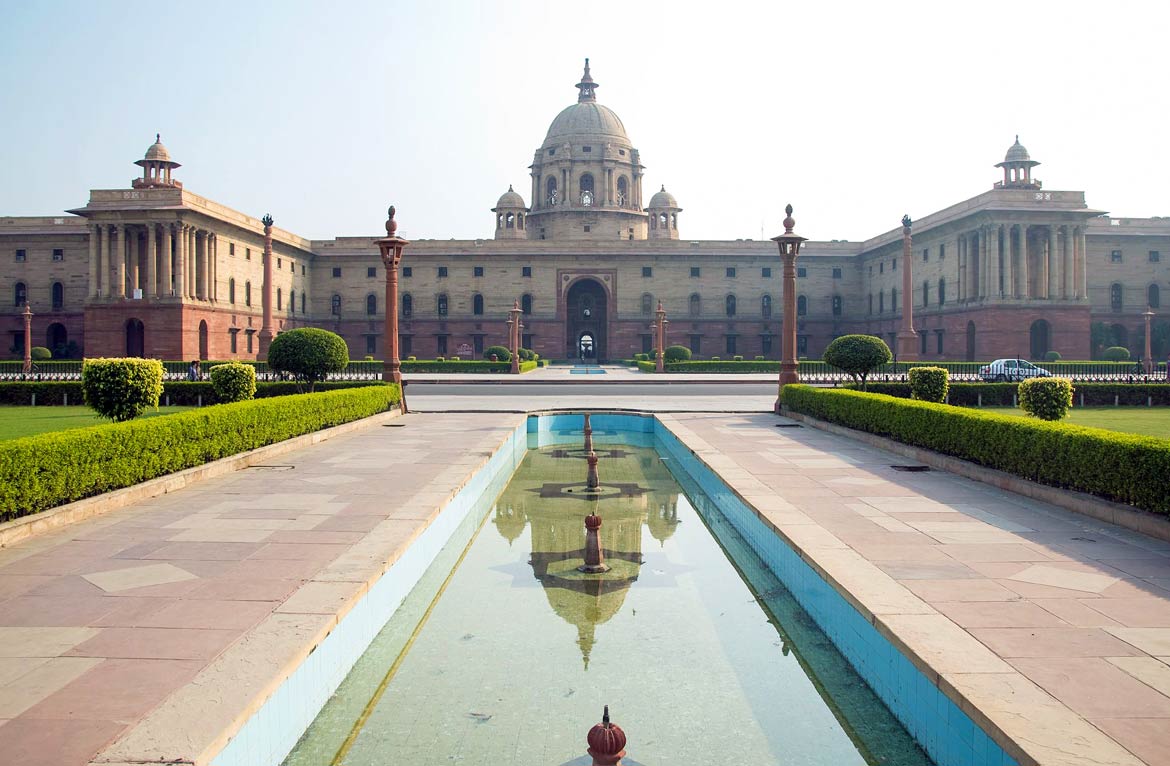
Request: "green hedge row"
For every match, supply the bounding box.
[0,384,401,520]
[780,385,1170,515]
[0,380,381,406]
[849,382,1170,407]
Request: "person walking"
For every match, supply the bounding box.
[187,360,200,381]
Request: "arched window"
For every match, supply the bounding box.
[300,292,306,314]
[891,288,898,313]
[761,294,772,318]
[832,296,842,316]
[289,290,296,315]
[229,278,236,304]
[14,282,26,307]
[616,176,629,207]
[505,213,515,229]
[641,293,653,315]
[51,282,64,311]
[671,213,678,229]
[521,293,532,314]
[473,293,484,315]
[1111,283,1123,312]
[725,294,736,317]
[437,293,448,316]
[797,295,807,316]
[366,294,377,315]
[496,213,503,229]
[245,281,252,307]
[402,293,412,317]
[689,293,701,317]
[938,278,946,306]
[331,294,341,316]
[518,214,525,230]
[879,292,885,313]
[546,176,558,205]
[868,293,873,315]
[579,173,595,206]
[1149,284,1160,309]
[277,288,282,311]
[922,280,930,307]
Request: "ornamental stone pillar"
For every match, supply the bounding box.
[1046,225,1057,300]
[1062,225,1072,299]
[896,215,919,361]
[174,224,186,299]
[1077,226,1088,299]
[88,224,99,298]
[146,223,157,298]
[258,215,275,357]
[161,223,172,296]
[128,227,140,296]
[1018,224,1029,299]
[113,224,126,298]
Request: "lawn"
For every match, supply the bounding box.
[979,406,1170,440]
[0,406,194,441]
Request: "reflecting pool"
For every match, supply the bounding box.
[285,429,932,765]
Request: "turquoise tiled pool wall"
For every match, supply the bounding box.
[212,423,529,766]
[653,422,1019,766]
[526,411,655,450]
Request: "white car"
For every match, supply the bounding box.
[979,358,1052,382]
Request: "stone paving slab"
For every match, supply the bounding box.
[660,412,1170,766]
[0,411,522,766]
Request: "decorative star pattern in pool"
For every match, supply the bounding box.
[547,448,632,460]
[531,481,650,500]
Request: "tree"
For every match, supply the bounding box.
[823,334,891,390]
[267,328,349,392]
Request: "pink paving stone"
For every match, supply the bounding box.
[0,595,122,627]
[91,597,182,628]
[1081,598,1170,628]
[247,542,351,562]
[183,578,303,602]
[936,544,1061,562]
[265,530,366,545]
[875,561,980,580]
[142,542,265,561]
[1090,717,1170,766]
[65,627,240,660]
[1099,558,1170,579]
[124,599,274,631]
[224,558,325,581]
[971,628,1146,658]
[933,601,1069,628]
[1009,657,1170,719]
[903,579,1023,602]
[0,717,124,766]
[1033,599,1125,628]
[18,658,204,722]
[0,575,55,600]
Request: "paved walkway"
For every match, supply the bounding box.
[662,412,1170,766]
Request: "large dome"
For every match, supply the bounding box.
[544,102,629,144]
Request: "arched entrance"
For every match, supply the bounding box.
[126,318,145,357]
[565,278,608,361]
[965,321,976,362]
[46,323,67,356]
[1029,319,1050,359]
[198,320,209,360]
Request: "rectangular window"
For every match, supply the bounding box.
[437,267,448,278]
[922,248,928,262]
[832,267,842,279]
[229,331,238,354]
[245,247,251,260]
[402,267,412,277]
[797,335,808,356]
[583,225,591,233]
[939,243,946,259]
[726,267,736,278]
[301,264,306,275]
[1151,251,1161,263]
[52,249,64,261]
[920,331,928,355]
[474,335,485,355]
[401,335,412,355]
[936,330,945,355]
[15,249,26,262]
[879,262,884,274]
[725,336,737,356]
[689,334,701,355]
[332,267,341,278]
[582,146,592,152]
[247,331,254,354]
[229,243,236,256]
[367,267,377,278]
[474,266,484,277]
[642,335,653,353]
[278,258,283,269]
[436,336,448,356]
[642,267,652,278]
[762,267,771,278]
[522,266,532,277]
[892,259,897,271]
[797,267,807,278]
[690,267,700,278]
[761,335,773,356]
[522,333,533,349]
[366,335,377,356]
[1111,250,1122,263]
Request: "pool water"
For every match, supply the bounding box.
[284,430,932,766]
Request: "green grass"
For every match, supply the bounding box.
[979,406,1170,440]
[0,406,193,441]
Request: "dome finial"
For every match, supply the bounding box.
[155,133,160,143]
[576,58,598,103]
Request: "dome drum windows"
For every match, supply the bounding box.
[579,173,595,206]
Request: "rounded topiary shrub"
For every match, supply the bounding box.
[823,334,892,390]
[518,347,536,361]
[663,345,692,363]
[754,356,765,361]
[733,355,744,361]
[1018,377,1073,421]
[1044,350,1062,362]
[1102,346,1131,361]
[30,346,52,361]
[908,366,949,403]
[267,328,349,391]
[633,353,648,362]
[210,361,257,403]
[82,357,164,422]
[484,345,511,362]
[710,356,721,361]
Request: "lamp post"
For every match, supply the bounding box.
[509,299,522,374]
[772,204,807,411]
[654,300,667,373]
[258,214,275,358]
[376,206,410,409]
[896,214,919,362]
[21,301,32,374]
[1144,306,1155,375]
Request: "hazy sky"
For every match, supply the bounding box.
[2,1,1167,243]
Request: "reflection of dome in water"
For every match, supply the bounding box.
[492,504,527,545]
[539,562,639,668]
[645,495,681,546]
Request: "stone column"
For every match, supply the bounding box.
[258,216,275,356]
[105,224,115,298]
[1018,225,1029,299]
[1062,225,1072,300]
[980,227,991,299]
[201,232,211,300]
[1003,224,1016,298]
[189,227,197,298]
[113,224,126,298]
[1077,226,1088,299]
[896,215,919,361]
[161,223,172,296]
[145,223,157,298]
[1046,225,1057,300]
[88,224,99,298]
[209,234,217,301]
[128,227,140,296]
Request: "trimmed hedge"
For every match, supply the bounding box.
[209,362,256,403]
[848,382,1170,407]
[82,358,164,422]
[909,366,948,403]
[0,384,400,520]
[0,380,381,406]
[1019,377,1073,420]
[780,385,1170,515]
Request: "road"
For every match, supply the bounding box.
[405,381,777,412]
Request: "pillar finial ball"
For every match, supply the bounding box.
[902,214,912,229]
[386,206,397,236]
[782,204,795,233]
[262,213,274,228]
[587,705,627,757]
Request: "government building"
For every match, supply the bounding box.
[3,62,1168,364]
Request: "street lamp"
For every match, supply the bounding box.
[772,204,807,411]
[21,302,33,374]
[375,206,409,409]
[1143,306,1156,375]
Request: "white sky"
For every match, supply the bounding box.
[1,0,1167,243]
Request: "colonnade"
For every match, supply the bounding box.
[955,222,1087,302]
[87,222,218,302]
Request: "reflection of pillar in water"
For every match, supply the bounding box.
[585,450,600,491]
[579,510,609,573]
[583,412,593,452]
